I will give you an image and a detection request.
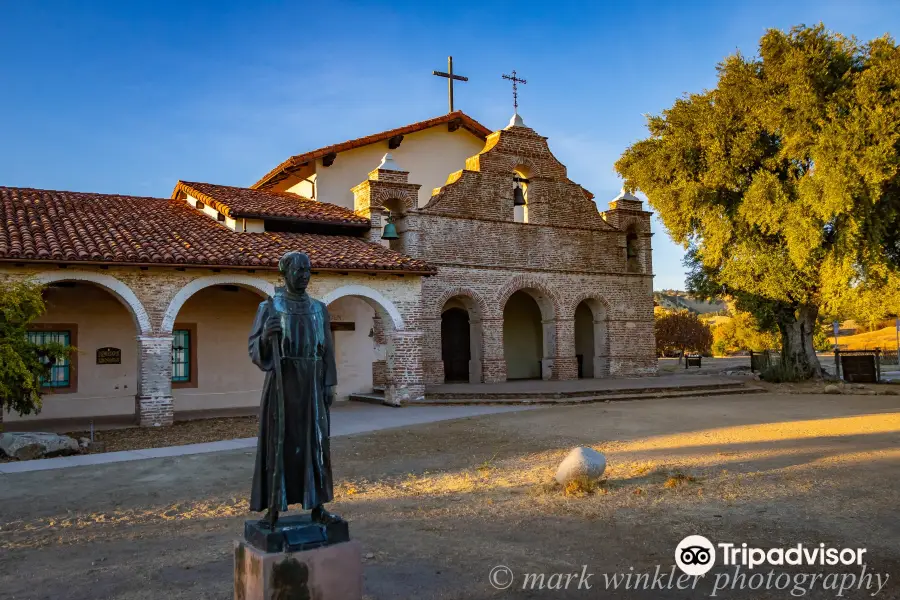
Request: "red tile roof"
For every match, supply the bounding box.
[173,181,369,225]
[0,186,434,273]
[253,111,492,190]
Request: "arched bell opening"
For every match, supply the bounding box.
[512,165,531,223]
[380,197,406,248]
[625,226,641,273]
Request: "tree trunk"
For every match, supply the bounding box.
[777,304,823,378]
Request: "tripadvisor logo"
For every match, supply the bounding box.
[675,535,716,576]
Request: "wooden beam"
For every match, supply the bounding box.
[447,117,462,133]
[388,134,404,150]
[322,152,337,167]
[330,322,356,332]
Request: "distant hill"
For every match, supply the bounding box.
[653,291,727,315]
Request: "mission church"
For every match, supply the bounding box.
[0,100,656,429]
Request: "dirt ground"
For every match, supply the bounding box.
[1,392,899,599]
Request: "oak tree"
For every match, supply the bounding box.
[617,25,900,378]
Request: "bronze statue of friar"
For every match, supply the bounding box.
[247,251,342,530]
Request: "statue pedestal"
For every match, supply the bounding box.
[234,517,361,599]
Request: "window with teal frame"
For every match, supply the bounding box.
[27,330,71,387]
[172,329,191,382]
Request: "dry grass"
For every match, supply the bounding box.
[65,416,258,453]
[839,326,897,350]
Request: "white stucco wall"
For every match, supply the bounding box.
[171,286,266,413]
[326,296,376,401]
[7,284,139,423]
[283,126,485,208]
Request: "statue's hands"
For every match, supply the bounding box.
[325,386,336,407]
[264,315,282,339]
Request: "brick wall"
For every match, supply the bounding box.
[403,119,657,383]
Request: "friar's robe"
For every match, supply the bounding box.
[248,288,337,512]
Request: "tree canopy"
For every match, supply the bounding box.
[617,24,900,377]
[0,281,71,422]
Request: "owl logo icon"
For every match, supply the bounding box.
[675,535,716,575]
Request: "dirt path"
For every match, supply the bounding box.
[1,393,898,599]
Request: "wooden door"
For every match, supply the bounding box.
[441,308,471,382]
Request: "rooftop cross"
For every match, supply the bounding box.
[432,56,468,113]
[502,70,527,113]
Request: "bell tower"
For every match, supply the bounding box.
[603,188,653,274]
[351,154,421,249]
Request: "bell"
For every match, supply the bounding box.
[381,218,399,240]
[513,183,527,206]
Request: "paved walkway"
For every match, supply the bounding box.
[0,403,538,475]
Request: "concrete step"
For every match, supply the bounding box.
[425,381,748,401]
[349,385,763,406]
[408,386,765,405]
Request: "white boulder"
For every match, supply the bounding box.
[0,432,80,460]
[555,446,607,485]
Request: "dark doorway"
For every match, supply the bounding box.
[442,307,471,382]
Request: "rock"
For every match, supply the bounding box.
[0,432,80,460]
[555,447,607,486]
[823,384,842,395]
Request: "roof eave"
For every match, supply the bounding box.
[0,257,436,276]
[252,111,492,190]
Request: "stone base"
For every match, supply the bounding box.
[243,515,349,553]
[234,538,362,600]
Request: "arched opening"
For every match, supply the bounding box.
[626,227,640,273]
[168,284,268,415]
[575,298,610,378]
[513,165,531,223]
[7,280,142,427]
[441,306,471,382]
[382,197,406,251]
[325,295,378,400]
[321,284,407,404]
[503,290,544,379]
[575,302,594,378]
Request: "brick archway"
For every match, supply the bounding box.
[161,274,275,333]
[321,284,404,330]
[32,270,152,335]
[495,275,561,320]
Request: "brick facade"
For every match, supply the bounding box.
[357,116,657,385]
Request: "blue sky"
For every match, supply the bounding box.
[1,0,897,290]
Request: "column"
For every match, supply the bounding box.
[547,318,578,381]
[136,335,174,427]
[421,317,444,384]
[383,330,424,406]
[370,315,387,391]
[480,317,506,383]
